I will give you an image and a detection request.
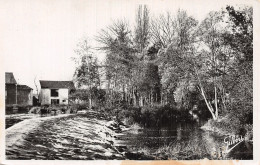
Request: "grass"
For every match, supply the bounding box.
[126,138,221,160]
[154,138,225,160]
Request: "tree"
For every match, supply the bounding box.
[134,5,150,54]
[137,46,161,106]
[73,39,100,108]
[94,5,252,124]
[156,10,198,107]
[223,6,253,124]
[225,6,253,63]
[156,10,232,120]
[96,20,136,106]
[195,11,227,119]
[133,5,162,106]
[150,12,175,48]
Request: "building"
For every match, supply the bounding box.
[39,80,75,105]
[17,85,33,106]
[5,72,33,106]
[5,72,17,105]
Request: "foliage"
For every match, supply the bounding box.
[134,5,150,52]
[73,39,100,89]
[73,39,101,108]
[73,5,252,129]
[225,6,253,62]
[223,6,253,126]
[115,105,192,128]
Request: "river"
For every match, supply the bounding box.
[5,111,253,160]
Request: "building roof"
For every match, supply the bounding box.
[17,85,33,90]
[5,72,17,84]
[39,80,75,90]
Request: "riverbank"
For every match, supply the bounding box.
[201,116,253,141]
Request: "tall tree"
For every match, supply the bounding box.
[96,20,135,105]
[196,11,226,119]
[223,6,253,123]
[73,39,100,108]
[157,10,198,107]
[134,5,150,53]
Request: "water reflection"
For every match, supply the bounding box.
[177,125,182,140]
[118,120,252,160]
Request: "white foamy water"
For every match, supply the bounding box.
[6,112,123,160]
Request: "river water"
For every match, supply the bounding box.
[5,112,253,160]
[116,120,253,160]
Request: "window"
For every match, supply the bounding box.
[51,89,59,97]
[51,99,59,105]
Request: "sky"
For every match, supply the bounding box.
[0,0,252,92]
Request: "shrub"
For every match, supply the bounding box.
[126,105,191,127]
[122,116,135,125]
[204,114,246,136]
[93,105,193,128]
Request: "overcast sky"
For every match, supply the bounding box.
[0,0,252,92]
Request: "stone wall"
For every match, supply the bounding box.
[17,89,33,106]
[6,84,17,105]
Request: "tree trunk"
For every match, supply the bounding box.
[140,96,143,107]
[133,88,136,106]
[193,64,217,120]
[200,85,217,120]
[214,86,218,118]
[89,97,92,109]
[221,94,227,112]
[122,84,126,101]
[89,83,92,109]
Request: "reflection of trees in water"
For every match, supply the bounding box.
[153,123,252,160]
[244,141,253,152]
[201,131,226,159]
[156,123,227,159]
[177,125,182,141]
[157,125,207,159]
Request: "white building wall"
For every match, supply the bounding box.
[55,88,69,105]
[40,88,69,105]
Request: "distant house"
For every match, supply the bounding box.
[17,85,33,106]
[39,80,75,105]
[5,72,17,105]
[5,72,33,106]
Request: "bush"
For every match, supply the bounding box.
[93,105,192,128]
[203,113,251,136]
[122,116,135,125]
[123,105,191,127]
[229,101,253,125]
